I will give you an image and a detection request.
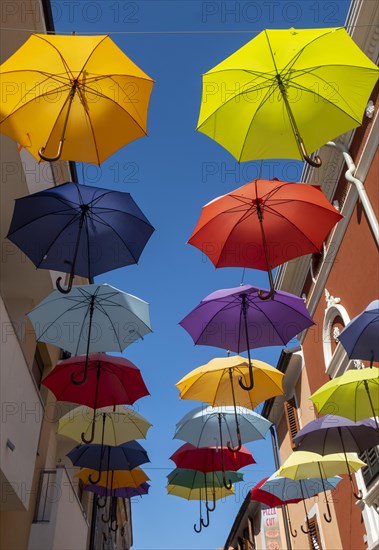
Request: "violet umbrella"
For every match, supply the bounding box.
[179,284,314,390]
[337,300,379,368]
[293,415,378,499]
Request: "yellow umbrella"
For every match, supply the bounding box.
[176,355,283,452]
[176,355,283,408]
[75,467,149,489]
[166,483,234,533]
[277,450,366,523]
[58,405,152,446]
[197,27,378,166]
[0,34,154,164]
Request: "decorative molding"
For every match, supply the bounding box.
[323,300,351,375]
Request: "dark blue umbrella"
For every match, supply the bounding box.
[293,415,379,500]
[7,182,154,293]
[67,440,150,484]
[337,300,379,367]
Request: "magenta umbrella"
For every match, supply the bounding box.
[179,284,314,390]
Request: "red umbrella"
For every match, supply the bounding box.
[251,477,302,508]
[42,353,149,443]
[170,442,255,512]
[188,179,342,298]
[170,442,255,472]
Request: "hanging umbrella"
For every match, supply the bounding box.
[42,353,149,409]
[58,405,152,446]
[75,467,149,489]
[166,483,234,533]
[83,482,150,499]
[67,440,150,484]
[170,442,254,512]
[310,367,379,429]
[174,405,271,489]
[337,300,379,367]
[7,182,155,293]
[27,283,152,384]
[179,284,313,389]
[197,27,378,166]
[0,34,154,163]
[167,468,244,489]
[252,474,342,536]
[293,415,378,499]
[188,179,342,297]
[277,450,366,523]
[176,355,283,450]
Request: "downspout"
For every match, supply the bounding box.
[326,141,379,247]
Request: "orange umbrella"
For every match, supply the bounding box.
[188,178,342,298]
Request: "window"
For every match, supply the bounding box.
[308,516,323,550]
[33,470,57,523]
[359,447,379,487]
[284,398,300,448]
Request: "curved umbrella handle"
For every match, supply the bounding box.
[222,468,233,491]
[285,504,297,538]
[81,421,95,444]
[257,285,275,301]
[201,507,210,528]
[193,520,202,533]
[88,469,102,485]
[323,504,332,523]
[299,140,322,167]
[102,510,111,523]
[301,524,310,535]
[97,495,107,509]
[38,140,64,162]
[227,428,242,452]
[71,355,89,385]
[238,296,255,391]
[110,519,118,533]
[206,491,216,512]
[56,273,74,294]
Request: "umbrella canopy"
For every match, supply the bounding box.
[67,440,150,471]
[170,442,254,472]
[310,367,379,425]
[188,179,342,273]
[293,415,379,455]
[197,27,379,166]
[174,405,271,449]
[337,300,379,366]
[251,477,301,508]
[84,482,150,498]
[27,283,152,356]
[7,182,154,292]
[277,450,366,480]
[41,353,149,409]
[166,484,234,500]
[58,405,152,446]
[179,284,314,353]
[176,355,283,409]
[254,473,342,505]
[0,34,154,164]
[75,467,149,489]
[167,468,244,489]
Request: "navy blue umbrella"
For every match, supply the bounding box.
[7,182,154,293]
[67,440,150,485]
[337,300,379,367]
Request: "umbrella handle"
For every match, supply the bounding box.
[88,470,102,485]
[285,504,297,537]
[238,296,255,391]
[193,520,202,533]
[299,140,322,167]
[110,519,118,533]
[206,490,216,512]
[323,500,333,523]
[102,510,111,523]
[38,140,64,162]
[227,428,242,452]
[201,507,210,528]
[71,356,89,385]
[301,524,310,535]
[97,495,107,509]
[56,273,74,294]
[222,469,233,490]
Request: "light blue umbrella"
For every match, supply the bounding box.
[27,283,152,384]
[337,300,379,367]
[174,405,271,489]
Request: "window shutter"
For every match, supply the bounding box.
[284,398,300,448]
[307,516,323,549]
[359,447,379,487]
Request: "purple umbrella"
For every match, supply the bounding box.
[337,300,379,367]
[293,415,379,500]
[84,482,150,499]
[179,284,314,390]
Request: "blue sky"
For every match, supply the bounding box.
[52,1,351,548]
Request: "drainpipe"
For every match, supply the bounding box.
[326,141,379,247]
[269,426,293,550]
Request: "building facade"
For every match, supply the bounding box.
[224,0,379,548]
